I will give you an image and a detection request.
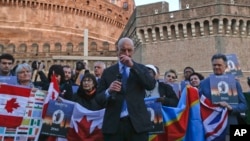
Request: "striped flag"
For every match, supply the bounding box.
[149,86,205,141]
[0,84,31,128]
[200,95,228,141]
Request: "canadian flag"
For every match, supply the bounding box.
[67,103,105,141]
[42,74,59,118]
[0,84,31,128]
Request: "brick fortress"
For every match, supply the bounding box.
[0,0,134,69]
[120,0,250,91]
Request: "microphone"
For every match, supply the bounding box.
[110,73,122,100]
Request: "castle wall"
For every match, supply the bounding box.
[121,2,250,91]
[0,0,135,71]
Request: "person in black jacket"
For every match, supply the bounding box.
[145,64,179,107]
[71,73,102,110]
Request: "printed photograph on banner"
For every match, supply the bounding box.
[144,97,164,134]
[225,54,243,77]
[210,74,238,104]
[41,100,74,138]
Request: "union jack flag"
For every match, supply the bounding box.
[200,95,228,141]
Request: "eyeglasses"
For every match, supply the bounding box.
[167,75,176,79]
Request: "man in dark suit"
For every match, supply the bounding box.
[96,37,156,141]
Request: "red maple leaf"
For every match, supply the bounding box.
[5,98,20,113]
[67,116,103,141]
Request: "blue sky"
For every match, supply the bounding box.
[134,0,179,11]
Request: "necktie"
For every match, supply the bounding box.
[122,66,128,91]
[121,65,128,116]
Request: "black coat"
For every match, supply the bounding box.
[158,82,179,107]
[72,92,102,111]
[95,62,156,134]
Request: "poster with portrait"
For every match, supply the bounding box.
[210,74,238,104]
[225,54,243,77]
[41,99,74,138]
[144,97,164,134]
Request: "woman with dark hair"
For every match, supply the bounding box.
[71,73,102,110]
[67,73,103,141]
[36,64,73,100]
[188,72,205,88]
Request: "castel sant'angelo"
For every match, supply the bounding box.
[0,0,250,90]
[0,0,135,68]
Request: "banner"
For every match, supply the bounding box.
[0,88,45,141]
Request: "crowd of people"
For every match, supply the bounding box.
[0,37,249,141]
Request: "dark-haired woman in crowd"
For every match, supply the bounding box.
[71,73,102,110]
[188,72,205,88]
[67,73,103,141]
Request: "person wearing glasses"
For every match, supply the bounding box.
[71,73,102,110]
[0,53,15,76]
[180,66,195,90]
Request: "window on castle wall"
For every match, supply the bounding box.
[123,2,128,10]
[155,28,160,41]
[32,43,39,54]
[78,42,84,52]
[103,42,109,50]
[247,21,250,35]
[170,25,176,39]
[7,44,15,53]
[147,29,153,42]
[195,22,201,37]
[163,26,168,39]
[178,24,184,39]
[19,43,27,52]
[43,43,50,53]
[239,20,244,36]
[231,19,237,35]
[186,23,192,38]
[223,19,228,35]
[204,21,209,36]
[212,19,219,34]
[67,43,73,52]
[139,29,145,42]
[55,43,62,53]
[91,42,97,51]
[107,9,112,14]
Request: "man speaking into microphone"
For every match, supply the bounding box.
[96,37,156,141]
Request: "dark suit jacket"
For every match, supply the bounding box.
[96,62,156,134]
[158,82,179,107]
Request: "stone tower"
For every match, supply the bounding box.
[0,0,135,70]
[120,1,250,91]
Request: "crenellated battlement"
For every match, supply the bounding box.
[0,0,131,28]
[121,2,250,91]
[123,3,250,44]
